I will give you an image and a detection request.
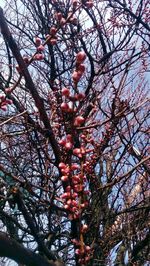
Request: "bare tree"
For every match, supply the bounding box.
[0,0,149,265]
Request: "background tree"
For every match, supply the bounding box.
[0,0,149,265]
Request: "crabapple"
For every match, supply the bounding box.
[71,164,80,170]
[62,87,70,97]
[34,54,44,60]
[72,71,81,83]
[50,26,57,36]
[76,51,86,63]
[74,116,85,126]
[81,224,88,233]
[86,1,93,8]
[73,148,81,155]
[61,102,69,112]
[58,139,66,146]
[1,105,7,111]
[61,175,68,182]
[50,38,57,45]
[59,162,66,169]
[35,37,41,46]
[77,64,85,73]
[65,142,73,150]
[37,45,44,52]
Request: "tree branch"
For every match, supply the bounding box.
[0,7,61,164]
[0,232,59,266]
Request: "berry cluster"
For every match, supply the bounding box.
[57,51,96,265]
[72,52,86,84]
[72,238,92,265]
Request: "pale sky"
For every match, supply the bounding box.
[0,0,5,8]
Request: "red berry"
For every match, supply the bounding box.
[50,26,57,36]
[73,148,81,155]
[72,71,81,83]
[74,116,85,126]
[65,142,73,150]
[77,64,85,73]
[58,139,66,146]
[34,54,44,60]
[86,1,93,8]
[61,102,69,112]
[62,87,70,97]
[71,164,80,170]
[76,51,86,63]
[50,38,57,45]
[59,162,66,169]
[37,45,44,52]
[35,37,41,46]
[61,175,68,182]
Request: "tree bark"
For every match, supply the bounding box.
[0,232,61,266]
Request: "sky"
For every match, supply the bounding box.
[0,0,5,8]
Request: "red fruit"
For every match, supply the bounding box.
[59,162,66,169]
[5,88,12,93]
[1,105,7,111]
[85,246,91,252]
[37,45,44,52]
[0,94,5,100]
[50,38,57,45]
[5,99,13,105]
[61,192,71,199]
[23,56,29,64]
[75,249,81,255]
[72,207,77,212]
[72,192,78,198]
[71,200,77,207]
[50,26,57,36]
[77,93,85,101]
[61,167,70,175]
[71,239,79,245]
[72,71,81,83]
[86,1,93,8]
[67,199,72,205]
[64,204,69,210]
[73,148,81,155]
[61,175,68,182]
[65,142,73,150]
[34,54,44,60]
[76,51,86,63]
[77,64,85,73]
[61,102,69,112]
[62,87,70,97]
[66,186,71,192]
[71,164,80,171]
[58,139,66,146]
[80,147,86,154]
[35,37,41,46]
[66,134,72,142]
[74,116,85,126]
[81,224,88,233]
[74,184,83,192]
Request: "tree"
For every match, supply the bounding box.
[0,0,149,265]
